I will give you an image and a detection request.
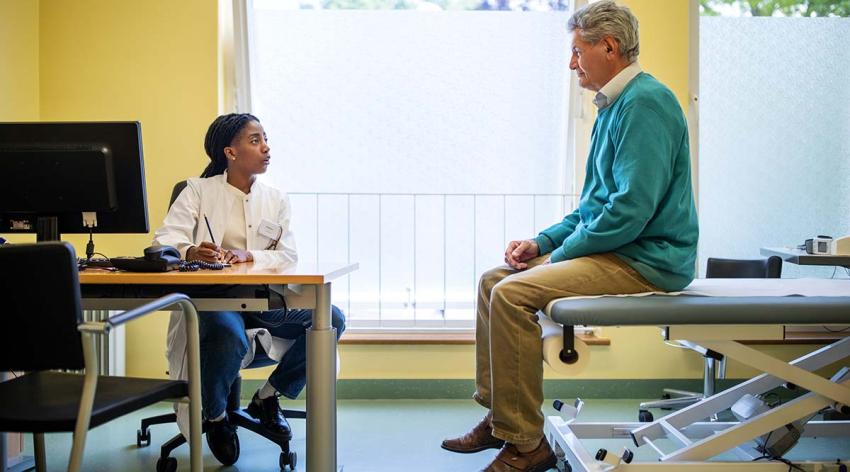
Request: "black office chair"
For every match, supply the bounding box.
[136,180,304,471]
[168,180,188,211]
[638,256,782,422]
[0,242,203,472]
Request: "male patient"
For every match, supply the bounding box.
[440,2,699,471]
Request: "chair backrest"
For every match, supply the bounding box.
[0,242,85,371]
[705,256,782,279]
[168,180,188,210]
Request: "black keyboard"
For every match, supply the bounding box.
[78,257,114,268]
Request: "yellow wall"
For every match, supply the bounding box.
[5,0,825,383]
[0,0,39,121]
[38,0,218,255]
[622,0,690,110]
[1,0,40,246]
[34,0,219,377]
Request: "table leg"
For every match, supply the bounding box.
[82,310,113,375]
[307,282,337,471]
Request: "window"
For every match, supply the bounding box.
[236,0,580,329]
[697,1,850,278]
[700,0,850,17]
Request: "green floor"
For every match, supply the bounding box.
[18,399,850,471]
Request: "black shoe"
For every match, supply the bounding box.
[246,390,292,439]
[205,416,240,466]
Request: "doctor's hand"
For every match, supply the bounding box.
[222,249,253,264]
[186,241,223,263]
[504,239,540,270]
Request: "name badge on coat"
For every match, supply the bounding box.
[258,218,283,240]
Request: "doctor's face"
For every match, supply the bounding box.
[226,120,271,176]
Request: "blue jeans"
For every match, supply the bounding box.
[198,306,346,419]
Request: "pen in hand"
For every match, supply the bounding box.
[204,214,216,245]
[203,214,223,261]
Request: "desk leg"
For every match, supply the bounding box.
[307,282,337,472]
[82,310,113,375]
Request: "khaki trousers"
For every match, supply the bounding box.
[473,253,657,443]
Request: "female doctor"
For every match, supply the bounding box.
[153,113,346,465]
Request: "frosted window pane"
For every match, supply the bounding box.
[251,10,571,194]
[699,18,850,278]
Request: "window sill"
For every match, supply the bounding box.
[339,331,610,346]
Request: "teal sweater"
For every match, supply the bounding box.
[535,73,698,291]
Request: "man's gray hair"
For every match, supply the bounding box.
[567,1,640,63]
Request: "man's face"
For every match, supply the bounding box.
[569,30,614,92]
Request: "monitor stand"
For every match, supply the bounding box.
[36,216,60,242]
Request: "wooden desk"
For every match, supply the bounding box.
[80,261,358,472]
[760,246,850,269]
[758,248,850,342]
[79,261,356,286]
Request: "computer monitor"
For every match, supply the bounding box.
[0,121,149,241]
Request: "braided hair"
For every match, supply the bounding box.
[201,113,260,178]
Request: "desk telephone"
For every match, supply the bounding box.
[110,245,226,272]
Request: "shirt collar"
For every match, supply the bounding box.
[220,170,253,197]
[593,61,642,109]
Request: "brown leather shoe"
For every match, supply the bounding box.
[441,415,505,454]
[480,440,557,472]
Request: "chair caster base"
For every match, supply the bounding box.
[137,428,151,447]
[279,451,297,470]
[156,456,177,472]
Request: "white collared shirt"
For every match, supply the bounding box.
[593,61,643,109]
[221,182,249,252]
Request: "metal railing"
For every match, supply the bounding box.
[288,192,579,330]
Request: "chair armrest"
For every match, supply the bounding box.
[106,293,194,329]
[76,293,194,334]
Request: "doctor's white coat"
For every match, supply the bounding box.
[153,173,298,435]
